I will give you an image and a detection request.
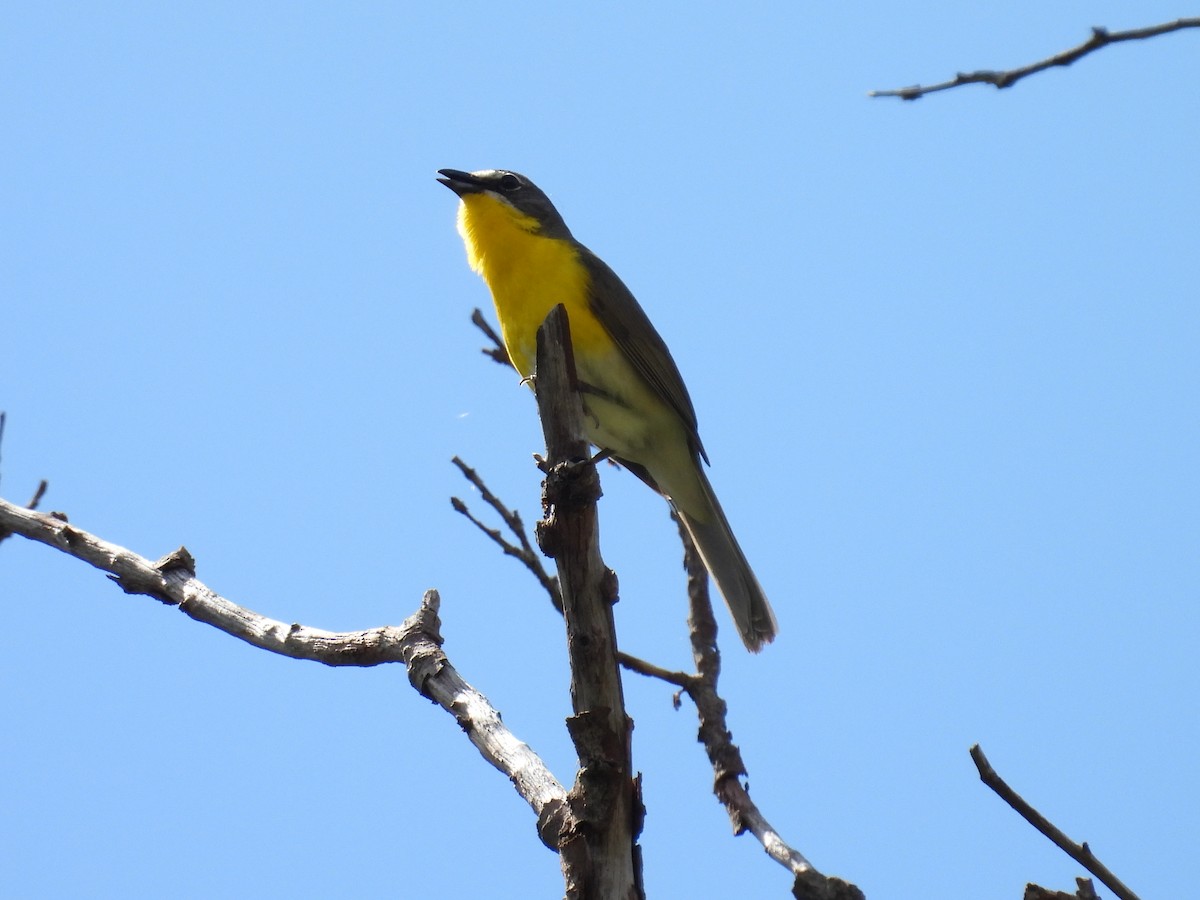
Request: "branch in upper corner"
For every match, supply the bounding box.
[870,18,1200,100]
[450,455,562,611]
[970,744,1140,900]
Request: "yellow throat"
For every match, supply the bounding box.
[456,192,613,378]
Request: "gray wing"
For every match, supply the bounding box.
[577,243,709,464]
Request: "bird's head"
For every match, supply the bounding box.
[438,168,571,238]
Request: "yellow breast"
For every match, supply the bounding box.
[457,194,615,377]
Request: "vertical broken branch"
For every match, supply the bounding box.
[533,304,644,899]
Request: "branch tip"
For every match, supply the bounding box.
[971,744,1140,900]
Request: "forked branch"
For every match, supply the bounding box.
[0,495,573,846]
[450,455,561,610]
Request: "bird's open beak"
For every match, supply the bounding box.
[437,168,487,197]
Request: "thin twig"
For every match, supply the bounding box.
[870,18,1200,99]
[450,456,561,610]
[26,480,48,510]
[472,308,512,367]
[451,448,692,694]
[0,413,49,546]
[970,744,1140,900]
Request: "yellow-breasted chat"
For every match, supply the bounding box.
[438,168,777,651]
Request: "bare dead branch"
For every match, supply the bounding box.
[450,455,561,610]
[971,744,1140,900]
[397,590,576,850]
[457,307,860,893]
[870,18,1200,100]
[473,445,856,895]
[533,304,644,899]
[0,495,574,844]
[472,307,512,367]
[663,513,863,899]
[1,498,400,663]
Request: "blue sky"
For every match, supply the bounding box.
[3,3,1197,897]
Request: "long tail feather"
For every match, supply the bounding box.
[676,468,777,652]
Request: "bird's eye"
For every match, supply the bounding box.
[499,173,521,192]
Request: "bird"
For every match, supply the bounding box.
[438,168,777,651]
